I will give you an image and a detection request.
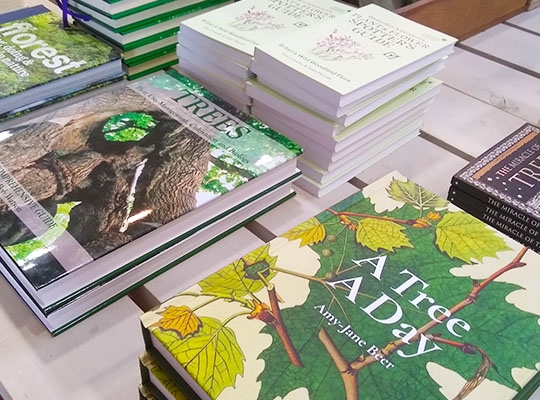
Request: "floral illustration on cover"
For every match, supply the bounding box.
[229,7,285,31]
[311,29,374,61]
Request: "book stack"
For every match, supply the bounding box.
[67,0,233,80]
[0,68,302,335]
[176,0,354,113]
[139,351,190,400]
[448,123,540,254]
[0,1,124,121]
[140,171,540,400]
[248,4,457,197]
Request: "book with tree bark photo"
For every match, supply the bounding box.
[0,68,301,333]
[141,171,540,400]
[0,3,123,120]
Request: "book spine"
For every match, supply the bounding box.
[140,322,203,400]
[451,174,540,226]
[0,5,49,24]
[448,186,540,251]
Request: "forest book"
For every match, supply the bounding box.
[0,4,123,120]
[178,0,354,67]
[252,3,456,115]
[0,68,302,333]
[140,170,540,400]
[451,123,540,231]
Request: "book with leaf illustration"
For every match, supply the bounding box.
[178,0,354,66]
[252,3,457,117]
[141,171,540,400]
[0,3,123,120]
[0,68,302,334]
[139,350,190,400]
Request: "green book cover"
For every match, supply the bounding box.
[0,5,121,102]
[0,68,301,302]
[141,171,540,400]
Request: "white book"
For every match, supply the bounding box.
[248,77,442,148]
[176,44,247,86]
[253,4,456,112]
[252,101,429,169]
[178,41,251,79]
[250,57,445,123]
[295,127,420,197]
[179,0,354,66]
[178,59,251,112]
[298,116,424,181]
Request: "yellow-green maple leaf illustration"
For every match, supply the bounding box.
[141,352,188,400]
[435,211,511,263]
[281,217,326,246]
[150,306,202,339]
[199,244,277,297]
[356,218,413,251]
[154,317,244,399]
[387,177,447,210]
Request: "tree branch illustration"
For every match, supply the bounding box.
[319,246,529,399]
[327,208,435,228]
[266,283,303,367]
[427,334,496,400]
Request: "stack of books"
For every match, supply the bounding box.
[67,0,233,79]
[139,171,540,400]
[448,123,540,254]
[248,4,457,197]
[176,0,354,113]
[0,1,124,121]
[0,68,302,335]
[139,351,189,400]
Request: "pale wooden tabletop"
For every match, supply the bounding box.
[0,6,539,400]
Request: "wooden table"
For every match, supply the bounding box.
[0,6,539,400]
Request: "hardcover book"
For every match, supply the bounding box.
[252,3,457,115]
[451,123,540,227]
[0,4,123,119]
[140,171,540,399]
[140,350,189,400]
[68,0,214,30]
[448,185,540,253]
[178,0,354,67]
[75,0,172,17]
[0,68,302,333]
[75,0,232,48]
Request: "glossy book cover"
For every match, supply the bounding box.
[452,123,540,222]
[141,171,540,400]
[180,0,353,59]
[0,68,301,290]
[253,4,456,100]
[0,5,121,100]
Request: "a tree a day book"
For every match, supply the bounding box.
[178,0,354,67]
[140,350,190,400]
[0,68,302,315]
[252,3,457,113]
[452,123,540,227]
[0,4,123,119]
[140,171,540,400]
